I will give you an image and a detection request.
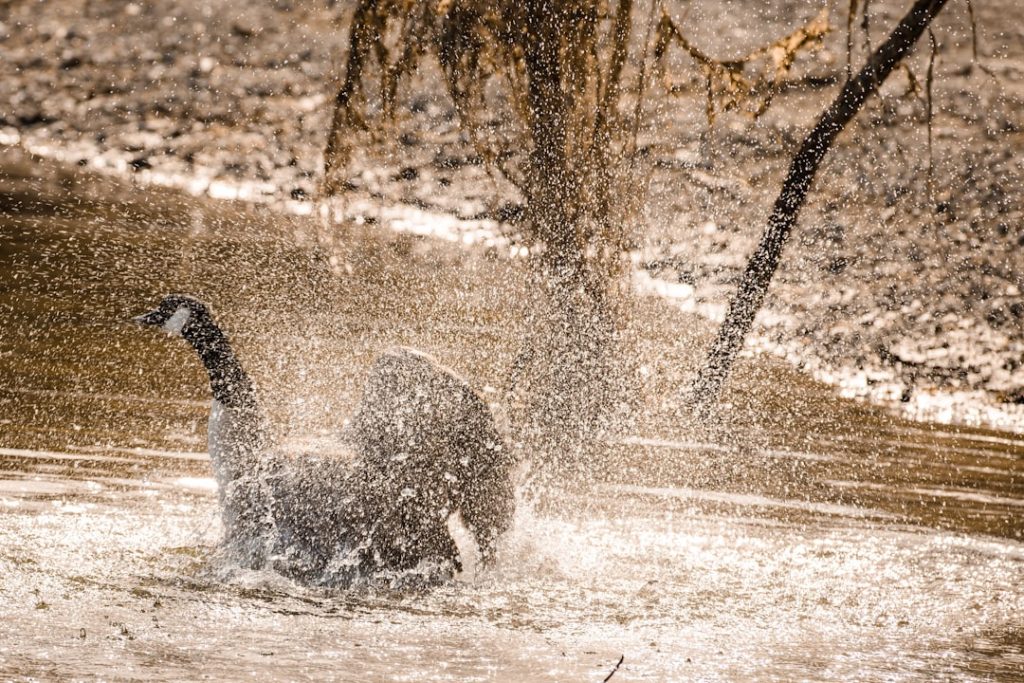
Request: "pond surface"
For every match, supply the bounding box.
[1,159,1023,681]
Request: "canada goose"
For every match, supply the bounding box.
[134,294,515,585]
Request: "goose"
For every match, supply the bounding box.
[134,294,515,586]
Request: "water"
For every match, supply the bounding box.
[2,160,1023,681]
[3,442,1024,681]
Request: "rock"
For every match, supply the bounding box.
[998,388,1024,405]
[396,166,419,182]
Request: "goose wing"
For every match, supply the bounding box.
[346,348,515,565]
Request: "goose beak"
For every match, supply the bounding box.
[132,309,162,326]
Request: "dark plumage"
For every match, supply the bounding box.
[134,294,515,586]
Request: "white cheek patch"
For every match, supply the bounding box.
[162,307,191,336]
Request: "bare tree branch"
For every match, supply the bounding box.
[322,0,378,194]
[603,654,625,682]
[688,0,951,415]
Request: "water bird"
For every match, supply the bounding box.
[134,294,515,586]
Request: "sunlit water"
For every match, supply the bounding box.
[2,160,1023,681]
[3,440,1024,681]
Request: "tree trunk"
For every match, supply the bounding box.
[512,0,626,461]
[689,0,951,415]
[522,0,581,281]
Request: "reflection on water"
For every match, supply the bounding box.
[2,158,1023,680]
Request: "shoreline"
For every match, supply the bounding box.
[5,140,1022,434]
[3,0,1021,433]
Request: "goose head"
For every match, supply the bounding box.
[133,294,211,338]
[134,293,264,418]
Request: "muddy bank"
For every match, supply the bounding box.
[1,0,1022,428]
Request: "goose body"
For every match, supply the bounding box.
[135,295,514,585]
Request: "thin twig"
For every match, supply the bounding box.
[656,7,830,123]
[926,28,937,201]
[603,654,625,682]
[846,0,860,81]
[861,0,872,53]
[966,0,978,62]
[965,0,998,79]
[628,0,660,162]
[594,0,633,151]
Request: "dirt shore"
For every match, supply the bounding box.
[2,0,1022,428]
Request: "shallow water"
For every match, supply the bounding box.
[2,160,1023,681]
[3,438,1024,681]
